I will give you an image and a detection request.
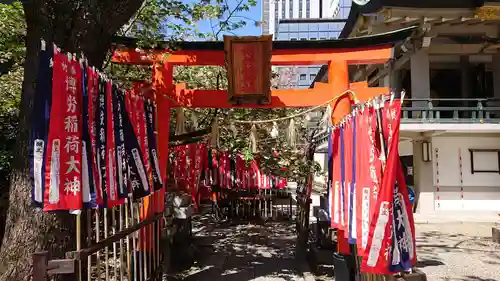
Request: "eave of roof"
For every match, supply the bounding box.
[311,0,496,87]
[341,0,491,41]
[112,26,416,52]
[309,26,417,88]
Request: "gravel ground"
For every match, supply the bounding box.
[416,223,500,281]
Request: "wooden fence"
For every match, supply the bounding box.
[33,192,167,281]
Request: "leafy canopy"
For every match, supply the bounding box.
[0,0,322,187]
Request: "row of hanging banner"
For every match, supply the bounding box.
[29,42,289,213]
[171,145,288,192]
[171,143,288,209]
[30,43,163,212]
[327,94,417,274]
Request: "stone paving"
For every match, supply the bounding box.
[173,215,306,281]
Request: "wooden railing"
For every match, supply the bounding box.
[402,97,500,123]
[32,194,167,281]
[308,97,500,146]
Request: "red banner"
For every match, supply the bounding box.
[361,103,395,273]
[44,53,83,211]
[343,120,353,239]
[188,143,206,212]
[210,149,218,186]
[381,99,417,270]
[105,81,122,207]
[361,97,416,274]
[236,154,244,188]
[87,67,102,205]
[219,152,228,188]
[135,93,152,189]
[355,108,370,255]
[176,146,188,191]
[277,177,287,189]
[369,107,382,219]
[250,160,259,188]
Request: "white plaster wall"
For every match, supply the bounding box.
[310,0,320,18]
[412,141,435,213]
[399,140,414,156]
[430,136,500,211]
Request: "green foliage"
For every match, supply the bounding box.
[0,0,321,198]
[0,1,24,180]
[117,0,260,44]
[0,1,24,233]
[0,2,25,65]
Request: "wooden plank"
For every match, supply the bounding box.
[47,259,76,275]
[493,226,500,243]
[72,212,163,261]
[224,35,273,105]
[32,251,49,281]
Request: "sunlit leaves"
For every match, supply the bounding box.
[0,2,25,65]
[118,0,260,47]
[0,2,24,176]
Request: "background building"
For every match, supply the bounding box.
[262,0,352,35]
[275,18,347,87]
[311,0,500,214]
[264,0,352,88]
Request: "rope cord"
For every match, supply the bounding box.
[158,89,359,124]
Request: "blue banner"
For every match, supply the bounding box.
[145,101,162,191]
[408,186,415,206]
[123,98,150,200]
[389,182,413,272]
[30,44,53,207]
[96,77,108,207]
[112,86,129,199]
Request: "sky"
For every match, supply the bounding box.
[195,0,263,37]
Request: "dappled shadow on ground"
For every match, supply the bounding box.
[457,276,498,281]
[417,229,500,264]
[171,212,304,281]
[311,248,334,281]
[415,224,500,281]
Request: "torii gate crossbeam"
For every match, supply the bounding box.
[110,26,416,193]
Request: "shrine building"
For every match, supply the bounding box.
[312,0,500,214]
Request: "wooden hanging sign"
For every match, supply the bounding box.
[224,35,273,105]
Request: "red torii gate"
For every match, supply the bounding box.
[111,26,415,251]
[111,27,415,187]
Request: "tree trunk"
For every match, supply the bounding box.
[0,0,144,280]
